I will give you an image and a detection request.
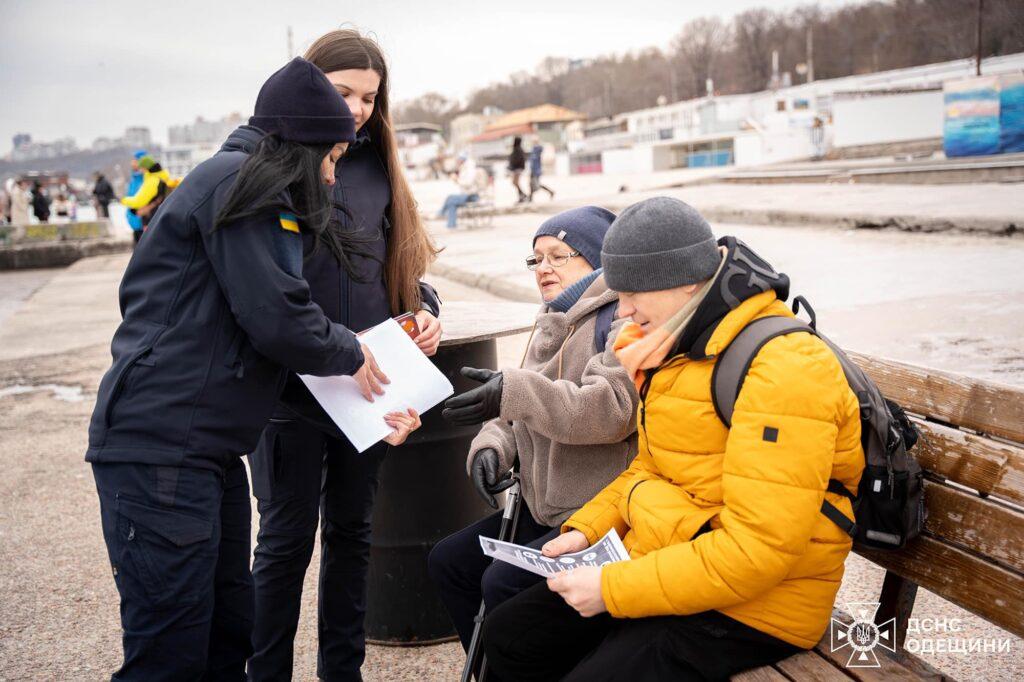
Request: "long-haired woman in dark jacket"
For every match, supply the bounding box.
[247,29,443,682]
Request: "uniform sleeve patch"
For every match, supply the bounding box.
[763,426,779,443]
[278,212,300,233]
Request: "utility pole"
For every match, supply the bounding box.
[806,27,815,83]
[975,0,984,76]
[287,26,294,60]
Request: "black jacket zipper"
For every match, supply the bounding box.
[639,369,655,433]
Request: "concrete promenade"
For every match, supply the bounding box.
[415,171,1024,234]
[1,179,1022,679]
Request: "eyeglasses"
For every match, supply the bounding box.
[526,251,580,270]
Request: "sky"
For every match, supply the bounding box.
[0,0,854,156]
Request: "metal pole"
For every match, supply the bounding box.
[976,0,983,76]
[460,468,522,682]
[807,27,815,83]
[287,26,294,60]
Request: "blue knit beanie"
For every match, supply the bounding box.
[249,57,356,145]
[533,206,616,269]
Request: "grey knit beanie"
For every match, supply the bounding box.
[601,197,719,292]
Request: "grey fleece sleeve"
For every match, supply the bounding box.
[498,319,639,445]
[466,417,518,476]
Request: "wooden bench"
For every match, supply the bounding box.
[736,353,1024,681]
[457,198,496,230]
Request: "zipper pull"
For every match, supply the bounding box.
[234,360,245,380]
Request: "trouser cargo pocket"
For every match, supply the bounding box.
[115,495,214,606]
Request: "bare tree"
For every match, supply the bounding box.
[416,0,1023,126]
[732,8,778,91]
[672,17,728,98]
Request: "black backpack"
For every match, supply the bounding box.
[710,295,924,550]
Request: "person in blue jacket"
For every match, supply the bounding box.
[246,30,443,682]
[87,57,421,681]
[125,150,146,245]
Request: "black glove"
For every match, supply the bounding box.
[470,448,514,509]
[442,367,503,425]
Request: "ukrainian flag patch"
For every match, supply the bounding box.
[278,212,300,233]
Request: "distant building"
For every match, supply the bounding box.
[168,113,243,146]
[469,104,586,162]
[123,127,153,150]
[12,133,31,151]
[394,123,445,180]
[10,136,78,162]
[163,113,244,177]
[561,51,1024,175]
[163,143,220,179]
[449,107,502,153]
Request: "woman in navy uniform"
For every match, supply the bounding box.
[247,30,443,682]
[87,58,421,681]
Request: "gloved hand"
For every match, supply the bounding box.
[470,448,514,508]
[442,367,503,425]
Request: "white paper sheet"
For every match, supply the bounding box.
[479,529,630,578]
[299,319,454,453]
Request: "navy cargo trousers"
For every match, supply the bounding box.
[247,416,388,682]
[92,456,254,681]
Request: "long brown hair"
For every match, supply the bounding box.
[305,29,440,315]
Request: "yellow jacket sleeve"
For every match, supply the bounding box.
[121,172,160,209]
[562,433,657,544]
[600,334,843,618]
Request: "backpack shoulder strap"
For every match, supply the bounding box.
[593,299,618,353]
[711,316,813,427]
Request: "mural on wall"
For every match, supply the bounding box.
[944,74,1024,157]
[999,72,1024,154]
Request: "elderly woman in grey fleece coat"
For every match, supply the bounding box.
[428,206,639,650]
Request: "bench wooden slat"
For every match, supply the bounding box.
[858,535,1024,639]
[774,650,854,680]
[731,665,790,681]
[849,351,1024,444]
[922,479,1024,574]
[912,419,1024,507]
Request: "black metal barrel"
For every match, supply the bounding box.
[365,336,500,644]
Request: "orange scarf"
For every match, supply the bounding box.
[613,250,725,391]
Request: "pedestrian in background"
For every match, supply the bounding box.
[508,135,528,203]
[247,29,442,682]
[528,138,554,202]
[125,150,147,245]
[92,172,115,218]
[121,155,175,230]
[30,181,49,222]
[0,181,10,225]
[9,179,30,225]
[52,193,71,220]
[437,152,489,229]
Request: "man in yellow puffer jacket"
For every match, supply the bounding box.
[482,197,864,681]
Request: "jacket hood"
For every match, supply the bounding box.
[220,125,266,155]
[676,235,790,359]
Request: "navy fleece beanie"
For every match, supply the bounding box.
[249,57,356,145]
[533,206,616,269]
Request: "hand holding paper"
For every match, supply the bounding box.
[383,408,421,446]
[299,319,454,452]
[353,344,389,402]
